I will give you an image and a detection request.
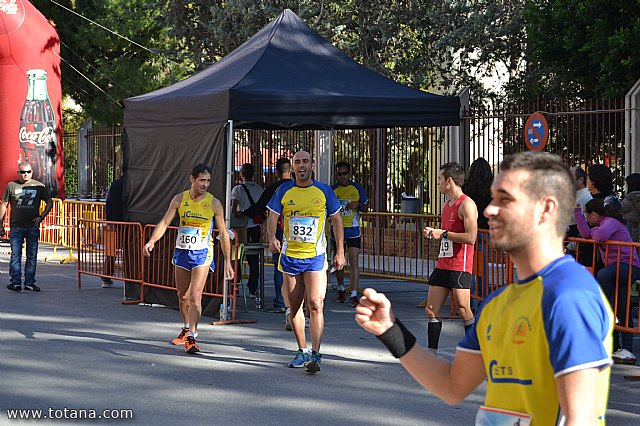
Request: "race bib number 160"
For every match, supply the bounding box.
[289,216,319,243]
[175,227,207,250]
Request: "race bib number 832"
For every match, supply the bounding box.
[289,216,319,243]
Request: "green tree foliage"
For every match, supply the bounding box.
[523,0,640,99]
[150,1,440,91]
[32,0,190,125]
[33,0,640,127]
[421,1,528,103]
[150,1,530,104]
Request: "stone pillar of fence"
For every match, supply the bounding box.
[77,117,92,198]
[314,130,333,183]
[625,79,640,175]
[447,87,469,166]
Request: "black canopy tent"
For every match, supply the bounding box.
[121,9,459,311]
[123,9,459,225]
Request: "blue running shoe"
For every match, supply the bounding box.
[305,351,322,374]
[288,350,310,368]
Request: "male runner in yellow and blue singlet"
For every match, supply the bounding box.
[331,161,368,307]
[267,151,345,374]
[144,164,234,354]
[356,152,613,425]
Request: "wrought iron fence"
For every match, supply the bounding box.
[462,97,626,190]
[65,97,627,205]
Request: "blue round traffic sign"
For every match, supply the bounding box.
[524,112,549,151]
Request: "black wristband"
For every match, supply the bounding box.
[376,318,417,358]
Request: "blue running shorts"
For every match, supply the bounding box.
[172,248,214,272]
[278,253,327,275]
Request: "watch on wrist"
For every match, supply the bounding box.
[442,230,449,239]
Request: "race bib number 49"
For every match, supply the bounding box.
[175,227,207,250]
[438,237,453,258]
[289,216,319,243]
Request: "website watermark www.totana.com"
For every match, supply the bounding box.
[5,407,134,421]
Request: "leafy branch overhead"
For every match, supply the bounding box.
[33,0,640,125]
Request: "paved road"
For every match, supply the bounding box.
[1,243,639,425]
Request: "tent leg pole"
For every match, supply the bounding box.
[222,120,234,322]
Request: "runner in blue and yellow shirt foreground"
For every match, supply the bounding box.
[356,152,613,425]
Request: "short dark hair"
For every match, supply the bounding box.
[240,163,255,180]
[626,173,640,193]
[440,162,465,187]
[275,158,291,174]
[336,161,350,172]
[500,152,575,235]
[574,166,586,185]
[191,163,212,178]
[587,164,614,194]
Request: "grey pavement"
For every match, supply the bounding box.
[1,243,639,425]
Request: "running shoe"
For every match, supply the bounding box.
[349,294,359,307]
[185,336,200,354]
[23,283,41,292]
[612,348,637,365]
[171,327,189,345]
[6,283,21,292]
[101,279,114,288]
[288,349,310,368]
[336,290,346,303]
[284,308,292,331]
[305,351,322,374]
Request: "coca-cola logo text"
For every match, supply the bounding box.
[19,126,55,146]
[0,0,24,35]
[0,0,19,15]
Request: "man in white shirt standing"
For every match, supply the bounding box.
[566,166,593,265]
[231,163,264,297]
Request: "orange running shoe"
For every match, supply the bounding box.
[185,335,200,354]
[171,327,189,345]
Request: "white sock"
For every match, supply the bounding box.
[184,323,190,329]
[350,290,358,297]
[338,285,345,291]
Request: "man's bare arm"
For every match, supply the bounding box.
[556,368,603,426]
[143,194,180,256]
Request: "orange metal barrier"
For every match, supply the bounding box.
[566,236,640,335]
[77,220,241,321]
[61,200,105,262]
[472,229,516,303]
[140,225,240,320]
[77,219,144,290]
[359,212,440,281]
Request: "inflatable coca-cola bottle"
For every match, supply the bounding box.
[19,68,57,196]
[1,0,64,198]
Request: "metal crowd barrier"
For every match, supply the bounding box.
[76,220,242,321]
[359,212,440,281]
[3,199,637,334]
[567,236,640,335]
[1,198,106,263]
